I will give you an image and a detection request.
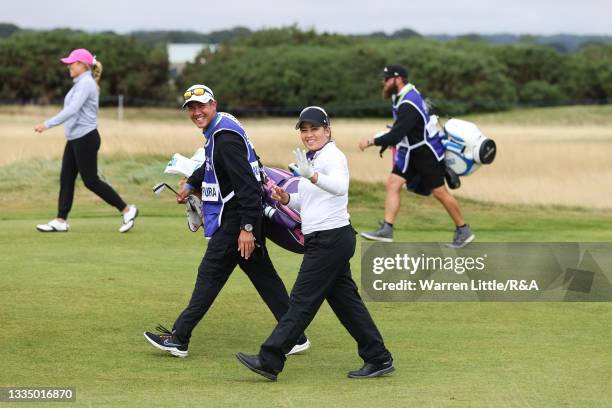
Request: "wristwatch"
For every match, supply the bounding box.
[241,223,253,232]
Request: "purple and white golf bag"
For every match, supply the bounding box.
[187,166,305,254]
[163,151,305,253]
[261,166,305,254]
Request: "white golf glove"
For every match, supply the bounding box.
[293,148,315,179]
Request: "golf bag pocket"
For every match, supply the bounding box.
[394,147,408,171]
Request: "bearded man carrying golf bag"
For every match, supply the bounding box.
[143,84,309,357]
[358,65,475,248]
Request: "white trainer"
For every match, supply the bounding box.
[286,339,311,356]
[119,204,138,233]
[36,219,69,232]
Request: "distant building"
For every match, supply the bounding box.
[167,43,218,77]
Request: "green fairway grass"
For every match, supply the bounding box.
[463,104,612,126]
[1,156,612,407]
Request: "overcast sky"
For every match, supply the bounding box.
[3,0,611,36]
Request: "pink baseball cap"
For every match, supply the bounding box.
[60,48,95,65]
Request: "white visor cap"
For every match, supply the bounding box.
[182,84,215,108]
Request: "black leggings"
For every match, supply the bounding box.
[57,129,126,219]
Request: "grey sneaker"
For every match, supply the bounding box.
[361,222,393,242]
[446,224,475,248]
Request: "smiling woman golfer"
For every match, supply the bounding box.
[236,106,394,380]
[34,48,137,233]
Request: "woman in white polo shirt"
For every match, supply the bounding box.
[236,106,394,381]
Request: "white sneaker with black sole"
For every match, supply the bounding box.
[119,204,138,233]
[286,338,311,356]
[36,219,69,232]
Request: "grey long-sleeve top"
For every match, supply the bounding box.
[44,70,98,140]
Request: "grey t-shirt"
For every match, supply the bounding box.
[44,70,98,140]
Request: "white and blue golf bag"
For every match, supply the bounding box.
[404,117,497,195]
[442,118,497,179]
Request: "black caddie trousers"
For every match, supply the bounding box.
[259,224,392,372]
[172,215,306,345]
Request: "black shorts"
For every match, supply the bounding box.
[392,146,445,190]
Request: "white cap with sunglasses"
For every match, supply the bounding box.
[182,84,215,108]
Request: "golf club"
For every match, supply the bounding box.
[153,182,179,196]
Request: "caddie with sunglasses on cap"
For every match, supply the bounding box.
[143,84,309,358]
[358,65,475,248]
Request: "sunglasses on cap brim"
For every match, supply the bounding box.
[183,88,213,100]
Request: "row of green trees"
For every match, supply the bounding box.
[178,28,612,115]
[1,27,611,115]
[0,30,170,104]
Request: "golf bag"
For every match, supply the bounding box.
[163,149,305,253]
[443,118,497,177]
[403,117,497,196]
[261,166,305,254]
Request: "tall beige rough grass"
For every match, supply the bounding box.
[2,106,611,208]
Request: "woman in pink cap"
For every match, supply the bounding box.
[34,48,138,233]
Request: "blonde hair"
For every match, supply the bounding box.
[91,60,103,92]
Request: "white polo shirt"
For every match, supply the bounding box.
[287,141,350,235]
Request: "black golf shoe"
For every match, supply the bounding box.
[236,352,278,381]
[347,359,395,379]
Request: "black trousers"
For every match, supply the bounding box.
[259,224,392,373]
[57,129,126,219]
[172,217,306,345]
